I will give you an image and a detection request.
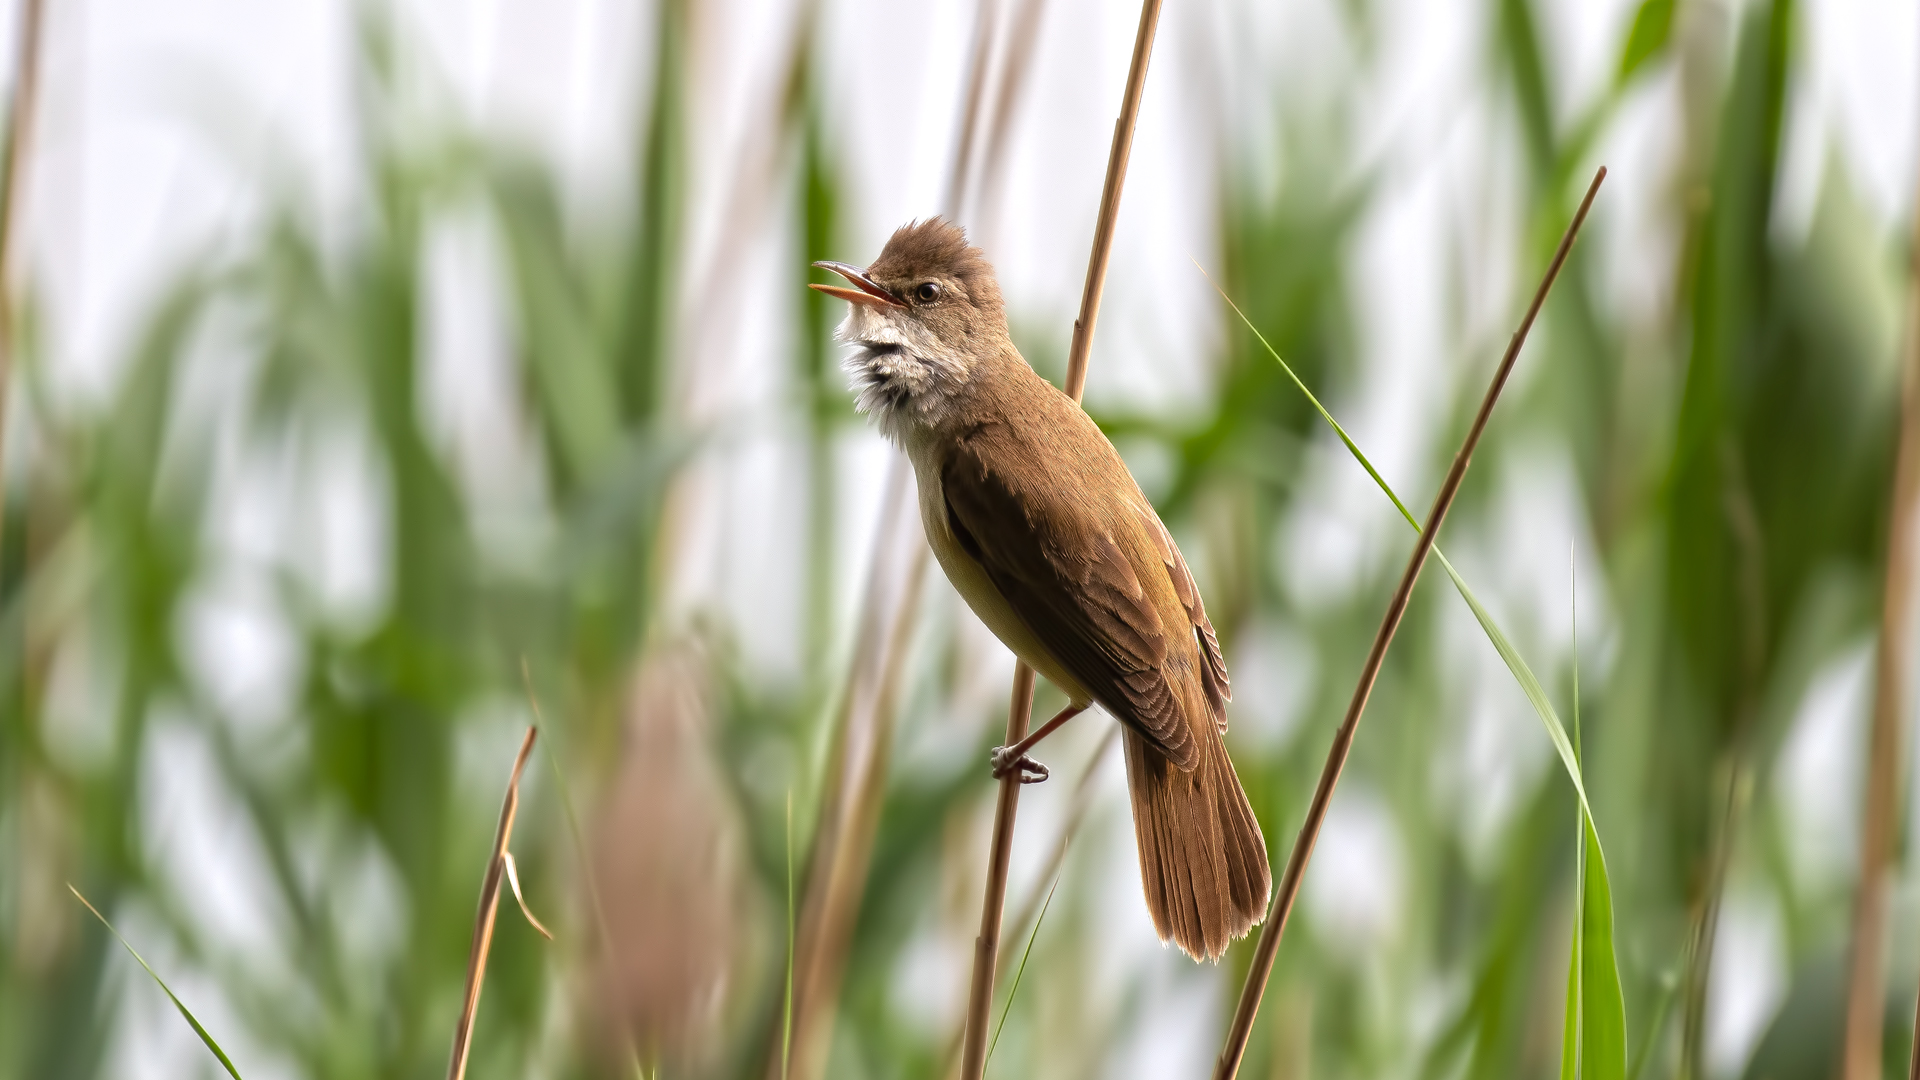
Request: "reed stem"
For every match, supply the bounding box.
[1212,166,1605,1080]
[1852,101,1920,1080]
[784,3,1044,1072]
[958,3,1164,1077]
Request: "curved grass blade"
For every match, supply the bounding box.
[1204,266,1627,1076]
[1562,549,1586,1080]
[783,787,795,1080]
[1562,909,1582,1080]
[69,884,245,1080]
[985,867,1065,1070]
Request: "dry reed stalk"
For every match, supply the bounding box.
[942,725,1117,1078]
[780,2,1043,1072]
[783,520,928,1080]
[959,661,1036,1080]
[1212,167,1605,1080]
[974,0,1051,243]
[996,726,1115,973]
[958,4,1165,1078]
[1060,0,1161,404]
[651,0,816,598]
[446,727,542,1080]
[941,0,1003,219]
[1847,120,1920,1080]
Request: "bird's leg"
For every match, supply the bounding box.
[991,704,1087,784]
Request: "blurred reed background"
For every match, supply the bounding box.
[0,0,1916,1077]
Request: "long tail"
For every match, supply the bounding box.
[1123,726,1270,962]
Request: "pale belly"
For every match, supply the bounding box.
[910,458,1093,707]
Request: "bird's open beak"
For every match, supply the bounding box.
[809,260,905,307]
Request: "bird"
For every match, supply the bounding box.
[810,218,1270,962]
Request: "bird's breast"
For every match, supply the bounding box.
[904,440,1092,707]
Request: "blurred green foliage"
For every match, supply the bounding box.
[0,0,1912,1078]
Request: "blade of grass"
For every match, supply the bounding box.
[1195,233,1609,830]
[447,726,539,1080]
[1561,906,1582,1080]
[1212,247,1628,1077]
[942,726,1117,1078]
[1212,166,1605,1080]
[784,788,795,1080]
[1561,555,1585,1080]
[68,885,246,1080]
[1628,973,1681,1080]
[1207,210,1631,1075]
[985,865,1065,1069]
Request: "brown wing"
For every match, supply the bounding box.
[1134,503,1232,733]
[940,432,1215,769]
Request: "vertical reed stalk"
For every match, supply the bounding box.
[782,2,1037,1070]
[941,0,1002,219]
[958,4,1164,1078]
[1061,0,1161,404]
[1849,109,1920,1080]
[943,725,1116,1078]
[1212,167,1604,1080]
[975,0,1049,241]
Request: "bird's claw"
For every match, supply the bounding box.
[990,746,1049,784]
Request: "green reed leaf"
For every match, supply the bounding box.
[1205,267,1628,1076]
[69,885,245,1080]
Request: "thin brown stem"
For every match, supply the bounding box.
[941,0,1002,220]
[960,663,1035,1080]
[1213,166,1605,1080]
[787,541,928,1080]
[1842,363,1916,1078]
[975,0,1050,244]
[447,727,539,1080]
[942,725,1118,1079]
[1865,100,1920,1080]
[1063,0,1163,403]
[781,9,1022,1068]
[959,3,1165,1077]
[782,465,918,1080]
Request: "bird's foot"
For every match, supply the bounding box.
[990,746,1049,784]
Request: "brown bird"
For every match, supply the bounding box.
[810,219,1270,961]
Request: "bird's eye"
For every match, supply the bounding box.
[914,282,941,303]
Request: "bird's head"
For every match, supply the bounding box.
[811,218,1006,441]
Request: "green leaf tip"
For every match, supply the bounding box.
[68,883,246,1080]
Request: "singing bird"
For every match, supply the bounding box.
[811,219,1270,961]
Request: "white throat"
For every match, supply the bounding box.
[838,304,972,443]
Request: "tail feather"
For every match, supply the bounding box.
[1124,726,1270,961]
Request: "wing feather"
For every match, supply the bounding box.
[1134,503,1232,732]
[941,431,1228,767]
